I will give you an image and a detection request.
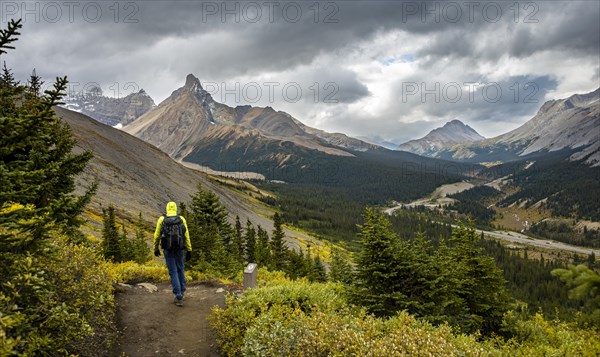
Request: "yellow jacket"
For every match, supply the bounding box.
[153,202,192,251]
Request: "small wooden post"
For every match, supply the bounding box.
[244,263,257,289]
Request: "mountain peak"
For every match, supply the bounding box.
[430,120,484,140]
[398,119,484,157]
[184,74,202,90]
[445,119,464,126]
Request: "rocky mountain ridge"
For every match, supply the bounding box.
[398,120,485,157]
[62,89,155,126]
[124,74,376,162]
[448,88,600,166]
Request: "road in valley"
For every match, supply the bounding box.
[385,181,600,256]
[475,228,600,256]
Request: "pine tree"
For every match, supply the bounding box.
[132,212,150,263]
[231,216,244,263]
[311,255,327,282]
[0,27,96,247]
[270,212,287,270]
[329,247,352,284]
[444,222,511,333]
[102,205,122,262]
[120,223,134,261]
[187,183,232,265]
[245,219,256,263]
[255,225,271,267]
[26,68,42,100]
[552,264,600,325]
[350,208,408,317]
[285,249,308,279]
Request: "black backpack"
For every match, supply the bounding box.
[160,215,186,250]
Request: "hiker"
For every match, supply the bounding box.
[153,201,192,306]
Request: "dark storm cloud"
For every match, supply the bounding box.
[9,1,596,79]
[0,0,597,139]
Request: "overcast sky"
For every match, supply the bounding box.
[1,0,598,143]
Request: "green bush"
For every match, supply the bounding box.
[210,280,600,356]
[210,281,347,355]
[1,234,116,356]
[493,312,600,356]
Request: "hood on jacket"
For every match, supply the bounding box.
[166,201,178,216]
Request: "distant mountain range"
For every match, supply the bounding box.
[436,89,600,166]
[124,74,379,168]
[398,120,485,157]
[62,89,155,127]
[73,75,597,169]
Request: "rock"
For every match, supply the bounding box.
[215,288,225,293]
[137,283,158,292]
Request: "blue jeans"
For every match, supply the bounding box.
[163,249,186,299]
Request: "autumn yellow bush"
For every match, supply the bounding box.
[210,280,600,356]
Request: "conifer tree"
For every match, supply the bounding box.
[444,223,510,333]
[187,183,232,265]
[311,255,327,282]
[120,223,134,261]
[132,212,150,263]
[245,219,256,263]
[102,205,122,262]
[270,212,287,270]
[285,249,308,279]
[350,208,407,317]
[231,216,244,263]
[255,225,271,267]
[0,19,95,247]
[329,247,352,284]
[552,264,600,325]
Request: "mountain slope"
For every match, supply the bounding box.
[124,74,374,161]
[398,120,485,157]
[55,106,321,248]
[63,89,155,126]
[446,88,600,165]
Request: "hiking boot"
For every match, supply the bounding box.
[174,297,183,307]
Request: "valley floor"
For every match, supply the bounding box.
[113,282,226,357]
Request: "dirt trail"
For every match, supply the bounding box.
[113,282,226,357]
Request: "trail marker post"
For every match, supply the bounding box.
[244,263,257,289]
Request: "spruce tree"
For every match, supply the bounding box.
[188,183,232,265]
[311,255,327,282]
[132,212,150,263]
[329,247,352,284]
[270,212,287,270]
[231,216,244,263]
[120,223,134,261]
[350,208,407,317]
[255,225,271,267]
[102,205,121,262]
[245,219,256,263]
[445,223,511,333]
[0,21,95,247]
[552,264,600,325]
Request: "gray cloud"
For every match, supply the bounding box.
[0,0,597,140]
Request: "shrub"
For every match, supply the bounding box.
[1,235,116,356]
[210,281,346,355]
[107,260,173,284]
[210,280,600,357]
